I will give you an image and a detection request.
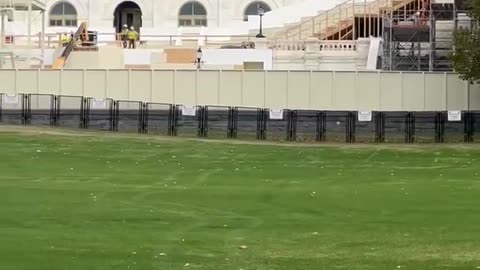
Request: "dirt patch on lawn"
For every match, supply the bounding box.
[1,124,479,152]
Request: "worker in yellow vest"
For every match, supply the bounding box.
[120,24,128,48]
[60,32,70,47]
[127,26,139,49]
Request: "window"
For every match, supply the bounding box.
[49,1,77,27]
[243,1,271,21]
[178,1,207,27]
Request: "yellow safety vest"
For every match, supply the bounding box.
[61,34,69,44]
[127,30,138,40]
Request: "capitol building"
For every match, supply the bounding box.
[5,0,309,36]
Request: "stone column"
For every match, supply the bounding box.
[304,38,320,70]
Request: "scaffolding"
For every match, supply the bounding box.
[0,0,46,50]
[382,0,472,71]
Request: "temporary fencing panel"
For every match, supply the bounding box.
[0,93,26,125]
[234,107,262,140]
[205,106,231,139]
[325,111,349,142]
[84,98,114,131]
[144,103,172,136]
[355,112,376,143]
[295,110,322,142]
[114,100,143,133]
[266,109,290,141]
[28,94,55,126]
[56,95,84,128]
[415,112,436,143]
[383,112,408,143]
[175,105,203,137]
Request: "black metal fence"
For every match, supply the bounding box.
[1,93,479,143]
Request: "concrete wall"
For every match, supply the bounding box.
[0,69,478,111]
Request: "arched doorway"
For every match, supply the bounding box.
[114,1,142,33]
[243,1,271,21]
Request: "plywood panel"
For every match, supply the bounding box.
[219,70,242,106]
[61,70,84,96]
[106,70,129,100]
[165,48,196,63]
[469,83,480,110]
[265,71,288,109]
[175,70,196,105]
[333,71,356,110]
[310,71,333,110]
[287,71,310,109]
[446,73,468,110]
[0,70,16,94]
[402,73,424,111]
[152,70,175,104]
[130,70,152,102]
[197,70,220,105]
[424,73,446,111]
[85,70,107,98]
[38,70,61,95]
[242,71,265,108]
[379,72,402,111]
[16,70,38,93]
[356,72,380,111]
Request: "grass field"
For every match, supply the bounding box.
[1,127,480,270]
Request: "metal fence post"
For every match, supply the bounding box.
[405,112,415,143]
[316,111,326,142]
[375,111,385,143]
[434,111,445,143]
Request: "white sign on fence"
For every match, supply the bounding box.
[181,105,196,116]
[269,109,283,120]
[358,111,372,122]
[448,110,462,121]
[2,94,19,105]
[91,98,107,109]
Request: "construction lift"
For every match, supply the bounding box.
[51,22,96,69]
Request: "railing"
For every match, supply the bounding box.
[0,32,256,49]
[272,0,416,41]
[269,40,358,51]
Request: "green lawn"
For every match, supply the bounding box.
[1,127,480,270]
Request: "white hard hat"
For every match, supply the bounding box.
[130,26,134,30]
[123,24,128,28]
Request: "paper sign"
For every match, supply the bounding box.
[358,111,372,122]
[181,105,196,116]
[448,110,462,121]
[91,98,107,109]
[2,94,19,104]
[269,109,283,120]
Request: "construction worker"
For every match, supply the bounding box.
[120,24,128,48]
[60,32,69,47]
[127,26,139,49]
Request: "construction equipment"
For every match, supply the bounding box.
[52,22,90,69]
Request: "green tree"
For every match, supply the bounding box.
[452,0,480,83]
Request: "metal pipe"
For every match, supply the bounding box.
[27,1,32,48]
[352,0,356,40]
[1,12,4,49]
[368,3,371,36]
[338,6,342,39]
[41,11,45,65]
[363,0,366,38]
